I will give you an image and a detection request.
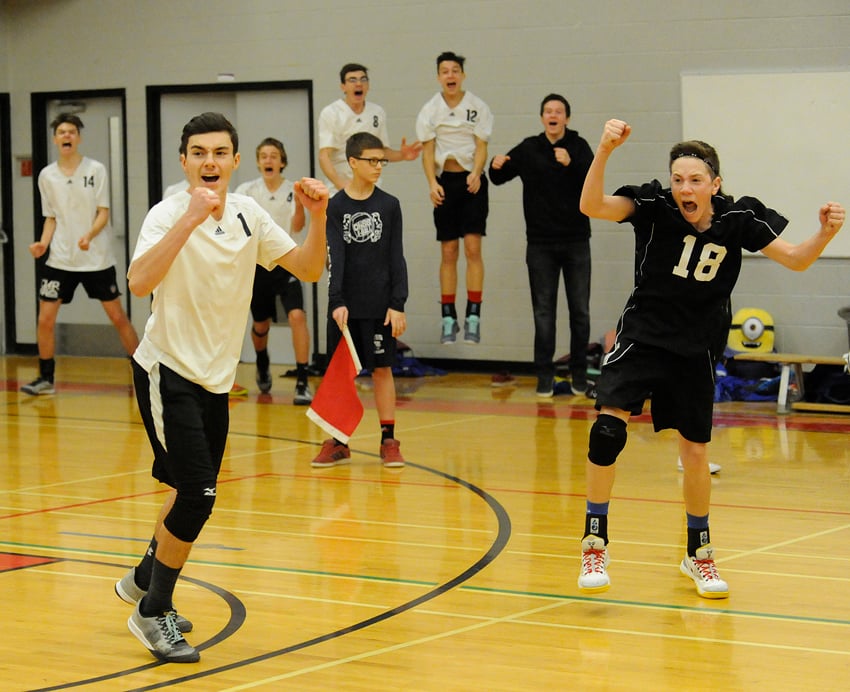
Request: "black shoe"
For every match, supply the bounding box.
[294,382,313,405]
[256,366,272,393]
[536,375,554,398]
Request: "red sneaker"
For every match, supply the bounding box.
[380,439,405,468]
[311,439,351,468]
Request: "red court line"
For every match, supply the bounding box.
[0,473,276,521]
[275,471,850,518]
[392,395,850,433]
[0,553,60,571]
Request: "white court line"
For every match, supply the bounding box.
[218,601,568,691]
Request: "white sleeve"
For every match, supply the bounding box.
[473,98,494,141]
[415,102,435,142]
[318,104,339,151]
[94,161,110,208]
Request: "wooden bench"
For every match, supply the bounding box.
[731,352,850,414]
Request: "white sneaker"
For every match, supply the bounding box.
[680,544,729,599]
[21,377,55,395]
[677,457,721,474]
[578,535,610,593]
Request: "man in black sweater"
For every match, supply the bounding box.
[489,94,594,397]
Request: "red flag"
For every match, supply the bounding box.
[306,325,364,443]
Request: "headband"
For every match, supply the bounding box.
[673,152,717,175]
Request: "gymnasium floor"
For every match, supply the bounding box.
[2,355,849,691]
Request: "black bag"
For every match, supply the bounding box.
[805,364,850,404]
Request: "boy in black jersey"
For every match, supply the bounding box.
[312,132,409,469]
[576,118,845,599]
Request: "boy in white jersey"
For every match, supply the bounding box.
[21,113,139,395]
[116,113,328,663]
[416,51,493,345]
[318,62,421,194]
[235,137,313,403]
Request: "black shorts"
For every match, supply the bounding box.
[326,317,396,372]
[250,265,304,322]
[38,265,122,304]
[594,340,716,443]
[433,171,488,241]
[132,359,228,491]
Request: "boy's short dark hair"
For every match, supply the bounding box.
[436,51,465,71]
[340,63,368,82]
[346,132,384,160]
[257,137,287,169]
[179,112,239,156]
[50,113,84,134]
[540,93,571,118]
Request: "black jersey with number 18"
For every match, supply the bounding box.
[613,179,788,358]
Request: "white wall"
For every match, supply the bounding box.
[3,0,849,363]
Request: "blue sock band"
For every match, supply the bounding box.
[587,501,609,515]
[686,512,709,529]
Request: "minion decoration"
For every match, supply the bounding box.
[726,307,775,354]
[724,307,778,379]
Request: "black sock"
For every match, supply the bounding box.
[466,302,481,318]
[134,536,158,591]
[584,514,609,544]
[40,358,55,382]
[296,362,309,386]
[256,349,269,372]
[381,423,395,442]
[140,557,181,616]
[687,526,711,557]
[441,303,457,319]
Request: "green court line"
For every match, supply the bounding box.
[4,539,849,629]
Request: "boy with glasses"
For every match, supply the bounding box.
[318,62,421,194]
[311,132,409,469]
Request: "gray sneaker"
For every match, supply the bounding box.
[115,567,193,633]
[440,316,459,344]
[128,603,199,663]
[21,377,55,395]
[463,315,481,344]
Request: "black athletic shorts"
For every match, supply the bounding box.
[132,359,228,490]
[326,318,396,372]
[433,171,488,241]
[37,264,122,304]
[250,265,304,322]
[594,340,716,443]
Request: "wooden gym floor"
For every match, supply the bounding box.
[1,355,849,691]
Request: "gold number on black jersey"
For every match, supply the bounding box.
[672,234,728,282]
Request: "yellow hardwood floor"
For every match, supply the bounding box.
[2,355,849,691]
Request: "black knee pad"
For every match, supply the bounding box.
[588,414,628,467]
[163,488,217,543]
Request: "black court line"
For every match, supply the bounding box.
[27,564,246,691]
[116,460,512,691]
